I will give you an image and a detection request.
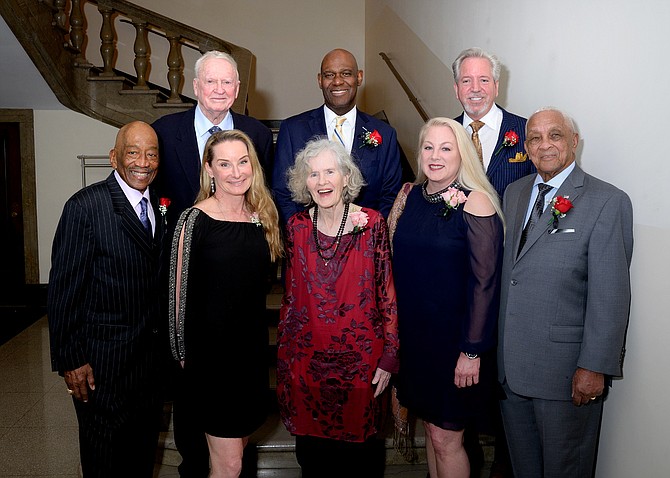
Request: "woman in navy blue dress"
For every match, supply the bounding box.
[389,117,504,478]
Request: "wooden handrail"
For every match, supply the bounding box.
[379,52,429,122]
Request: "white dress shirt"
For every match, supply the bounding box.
[324,105,357,153]
[462,104,503,169]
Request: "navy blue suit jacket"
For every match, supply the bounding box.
[456,106,535,199]
[48,173,166,419]
[152,107,274,226]
[272,106,402,224]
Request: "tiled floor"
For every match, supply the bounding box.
[0,317,496,477]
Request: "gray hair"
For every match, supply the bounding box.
[527,106,579,136]
[194,50,239,81]
[287,138,366,206]
[452,47,501,82]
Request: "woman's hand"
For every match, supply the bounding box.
[454,352,480,388]
[372,368,392,397]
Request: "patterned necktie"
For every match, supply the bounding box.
[332,116,346,147]
[517,183,552,256]
[208,125,222,136]
[139,197,152,237]
[470,120,485,165]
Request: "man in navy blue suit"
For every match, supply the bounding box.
[452,47,535,478]
[272,48,402,224]
[453,47,535,199]
[152,50,274,478]
[152,50,273,229]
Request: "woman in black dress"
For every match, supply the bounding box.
[169,130,282,477]
[389,118,503,478]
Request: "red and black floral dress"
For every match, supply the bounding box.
[276,207,399,442]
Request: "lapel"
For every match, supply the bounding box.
[174,108,201,196]
[351,109,372,159]
[515,165,585,262]
[511,177,535,262]
[106,173,156,257]
[309,107,328,137]
[487,106,511,175]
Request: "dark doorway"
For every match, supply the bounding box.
[0,122,25,297]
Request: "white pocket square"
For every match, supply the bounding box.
[548,228,575,234]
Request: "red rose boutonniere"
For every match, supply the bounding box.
[359,127,382,148]
[159,197,171,225]
[494,130,520,156]
[548,195,573,228]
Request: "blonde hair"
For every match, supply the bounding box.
[415,117,504,224]
[196,130,283,261]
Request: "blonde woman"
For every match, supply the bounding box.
[169,130,282,477]
[389,117,503,478]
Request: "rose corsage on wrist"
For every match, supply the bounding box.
[548,196,573,228]
[440,187,468,219]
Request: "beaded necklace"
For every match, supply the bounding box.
[312,202,350,264]
[421,180,462,203]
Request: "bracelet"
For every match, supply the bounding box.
[464,352,478,360]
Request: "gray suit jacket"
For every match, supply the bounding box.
[498,164,633,400]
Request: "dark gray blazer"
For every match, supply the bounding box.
[48,173,166,418]
[498,164,633,400]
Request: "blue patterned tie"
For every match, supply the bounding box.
[139,197,152,237]
[517,183,552,256]
[208,125,222,135]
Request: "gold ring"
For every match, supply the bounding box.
[67,389,74,395]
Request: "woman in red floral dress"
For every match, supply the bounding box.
[276,138,399,477]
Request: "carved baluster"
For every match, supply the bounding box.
[132,21,149,89]
[53,0,67,30]
[69,0,86,65]
[166,34,184,103]
[98,5,115,76]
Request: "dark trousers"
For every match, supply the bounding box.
[74,396,160,478]
[295,435,385,478]
[173,365,210,478]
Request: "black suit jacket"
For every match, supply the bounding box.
[152,107,274,226]
[47,173,166,421]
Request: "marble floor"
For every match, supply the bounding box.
[0,317,496,477]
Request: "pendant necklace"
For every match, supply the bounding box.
[312,202,350,265]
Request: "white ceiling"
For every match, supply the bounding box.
[0,16,65,110]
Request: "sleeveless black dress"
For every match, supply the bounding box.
[183,212,270,437]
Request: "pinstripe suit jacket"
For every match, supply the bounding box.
[456,106,536,198]
[48,173,166,420]
[498,165,633,400]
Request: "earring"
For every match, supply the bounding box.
[210,177,215,194]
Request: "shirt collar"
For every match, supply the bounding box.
[114,170,150,207]
[463,103,502,132]
[324,105,357,127]
[194,104,233,138]
[532,161,576,190]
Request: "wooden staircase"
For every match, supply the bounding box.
[0,0,254,127]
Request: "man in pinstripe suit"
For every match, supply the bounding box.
[48,121,166,477]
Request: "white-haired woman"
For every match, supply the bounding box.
[276,138,399,478]
[389,117,504,478]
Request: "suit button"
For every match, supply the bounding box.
[510,279,518,286]
[152,328,158,334]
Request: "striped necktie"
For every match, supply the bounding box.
[470,120,485,165]
[139,197,152,237]
[332,116,346,147]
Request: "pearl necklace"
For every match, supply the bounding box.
[312,202,350,264]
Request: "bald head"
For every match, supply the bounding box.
[110,121,159,192]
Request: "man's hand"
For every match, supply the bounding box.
[64,364,95,403]
[571,367,604,406]
[454,352,480,388]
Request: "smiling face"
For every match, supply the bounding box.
[318,49,363,116]
[110,122,159,193]
[305,150,348,211]
[525,110,579,182]
[453,57,499,121]
[193,57,240,123]
[420,125,462,192]
[205,139,253,199]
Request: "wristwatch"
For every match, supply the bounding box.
[464,352,478,360]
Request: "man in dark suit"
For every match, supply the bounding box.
[453,47,535,478]
[498,108,633,478]
[453,47,535,199]
[272,48,402,224]
[48,121,166,477]
[152,50,273,228]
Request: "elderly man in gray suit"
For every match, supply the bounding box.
[497,107,633,478]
